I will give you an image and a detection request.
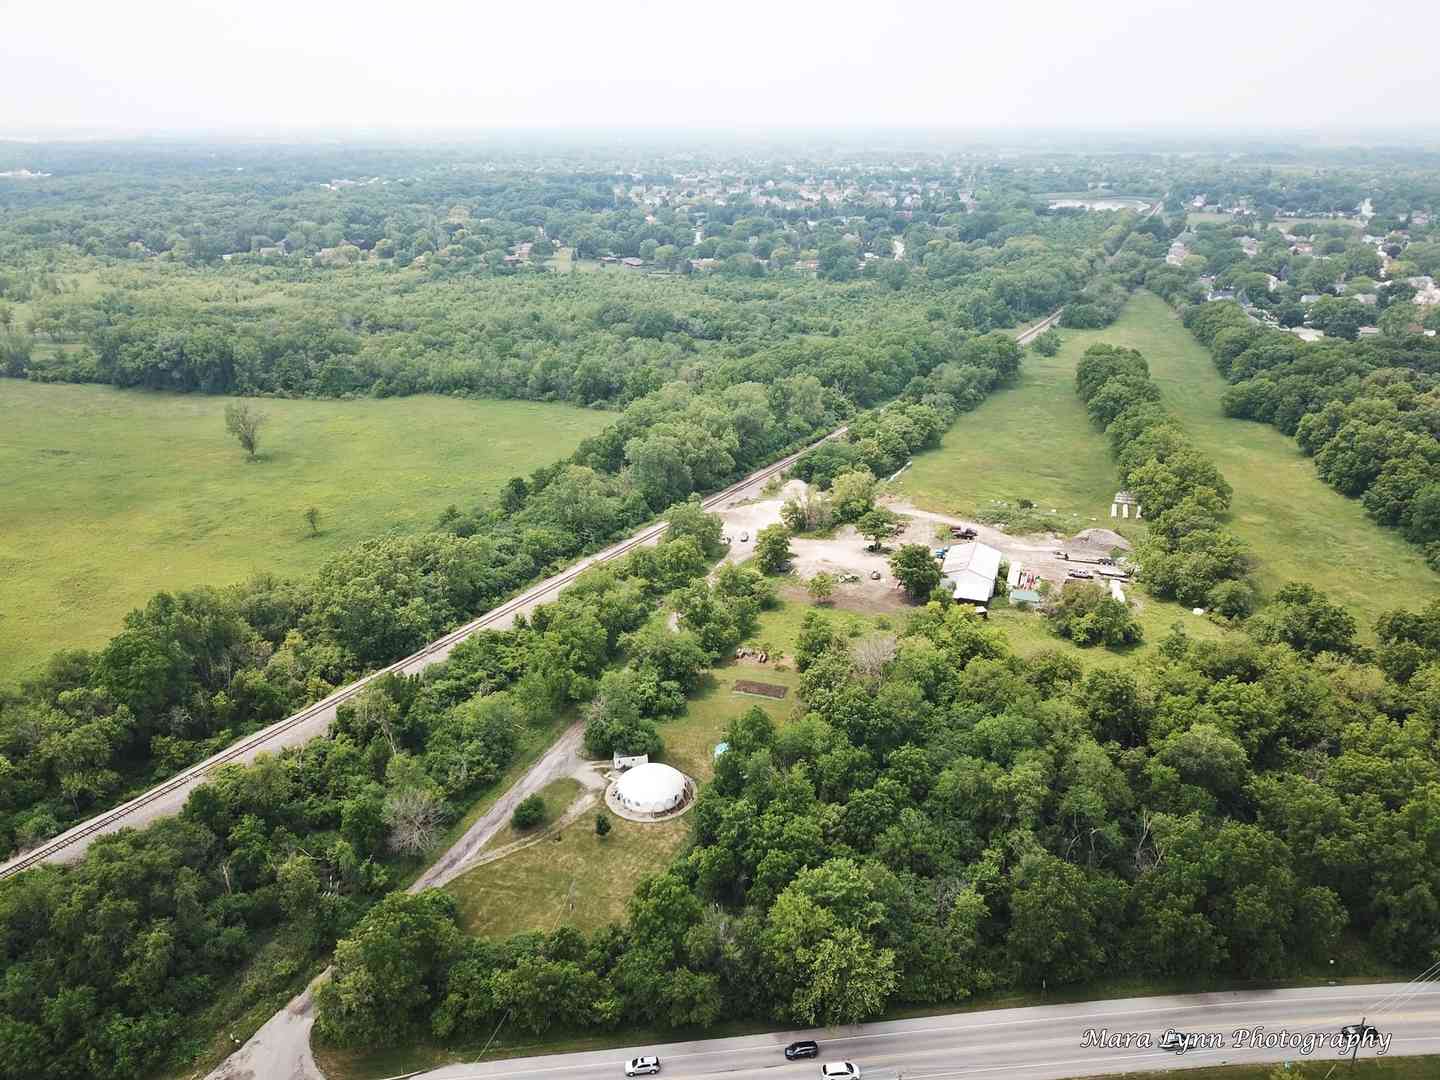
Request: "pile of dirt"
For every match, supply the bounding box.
[1071,527,1131,551]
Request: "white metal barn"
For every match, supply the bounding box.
[940,541,1002,603]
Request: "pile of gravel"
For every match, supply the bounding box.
[1071,527,1131,551]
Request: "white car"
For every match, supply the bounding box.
[626,1058,661,1076]
[739,531,750,542]
[820,1063,861,1080]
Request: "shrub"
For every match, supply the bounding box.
[512,794,547,830]
[1047,582,1144,648]
[1031,328,1062,356]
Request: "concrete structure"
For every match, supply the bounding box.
[1111,491,1142,519]
[940,541,1002,603]
[609,762,690,817]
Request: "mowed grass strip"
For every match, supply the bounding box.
[892,314,1228,660]
[896,332,1119,523]
[1076,292,1440,633]
[0,381,612,682]
[481,777,586,854]
[449,812,691,938]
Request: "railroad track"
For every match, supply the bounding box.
[3,300,1070,881]
[0,426,848,880]
[1015,308,1063,345]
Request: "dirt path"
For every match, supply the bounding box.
[207,729,609,1080]
[412,722,603,893]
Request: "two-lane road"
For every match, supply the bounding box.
[412,983,1440,1080]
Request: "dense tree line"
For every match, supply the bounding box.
[1074,343,1257,615]
[1182,300,1440,567]
[309,597,1440,1051]
[12,567,1440,1077]
[0,524,746,1079]
[1,224,1059,857]
[6,212,1107,400]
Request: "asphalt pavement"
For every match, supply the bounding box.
[410,983,1440,1080]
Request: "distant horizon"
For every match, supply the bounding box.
[5,0,1437,137]
[4,124,1440,150]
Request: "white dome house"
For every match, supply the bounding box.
[611,762,690,817]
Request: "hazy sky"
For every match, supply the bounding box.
[4,0,1438,136]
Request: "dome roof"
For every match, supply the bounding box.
[613,762,688,814]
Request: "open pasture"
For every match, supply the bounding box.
[896,291,1440,637]
[0,381,611,681]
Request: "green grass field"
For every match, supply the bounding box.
[480,777,585,854]
[896,329,1126,524]
[1074,292,1440,632]
[897,291,1440,638]
[0,381,612,682]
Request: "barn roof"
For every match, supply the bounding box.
[941,541,1002,603]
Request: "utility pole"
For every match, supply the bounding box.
[1351,1016,1366,1064]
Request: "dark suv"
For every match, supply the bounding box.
[785,1041,819,1060]
[1341,1024,1382,1046]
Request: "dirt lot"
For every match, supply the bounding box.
[887,499,1132,594]
[788,518,935,612]
[711,481,1134,613]
[713,478,803,559]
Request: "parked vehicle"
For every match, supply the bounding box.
[1067,569,1094,579]
[820,1063,860,1080]
[785,1041,820,1060]
[951,526,977,540]
[626,1058,662,1076]
[739,531,749,542]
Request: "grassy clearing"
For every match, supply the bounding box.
[986,602,1228,665]
[448,809,690,939]
[481,777,585,854]
[897,291,1440,638]
[895,333,1123,526]
[0,382,612,682]
[442,602,826,940]
[1274,216,1364,233]
[1076,292,1440,633]
[1185,211,1241,225]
